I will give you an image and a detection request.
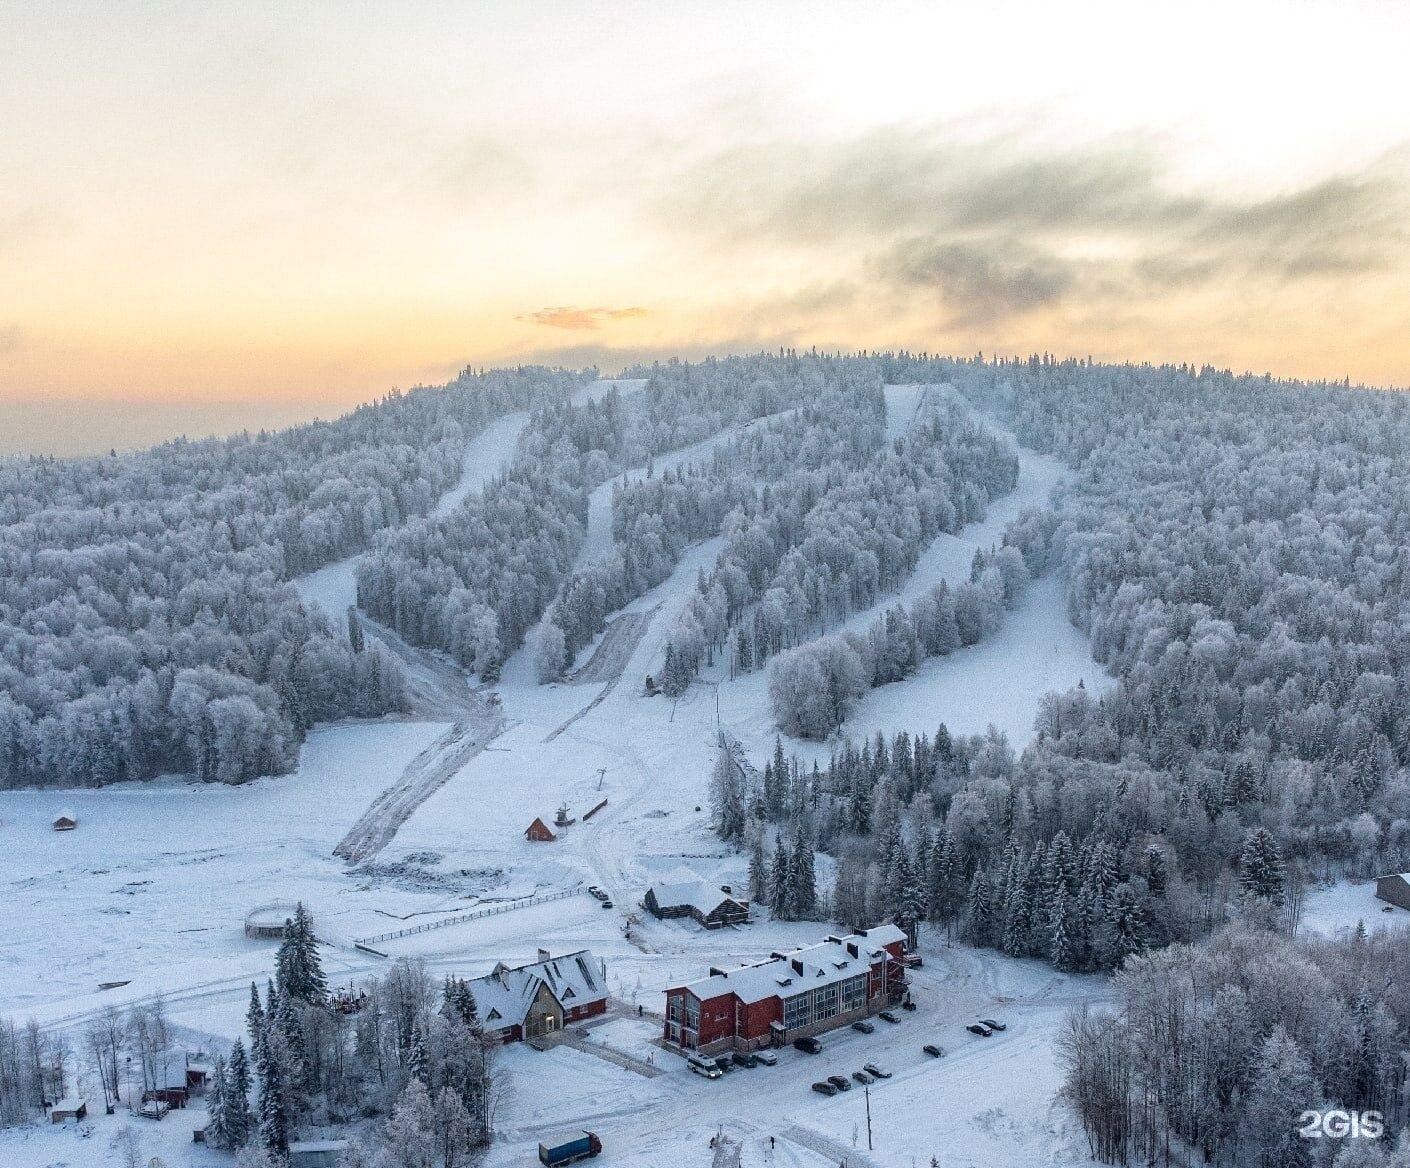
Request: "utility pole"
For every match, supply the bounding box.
[865,1085,873,1151]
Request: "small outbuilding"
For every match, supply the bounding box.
[289,1139,351,1168]
[50,1097,88,1124]
[524,817,557,843]
[53,812,78,831]
[1375,873,1410,910]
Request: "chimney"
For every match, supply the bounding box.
[791,958,803,975]
[537,948,551,963]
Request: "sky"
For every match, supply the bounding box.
[3,0,1409,454]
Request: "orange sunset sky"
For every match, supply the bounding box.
[2,1,1409,453]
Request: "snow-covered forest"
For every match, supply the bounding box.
[711,357,1410,978]
[0,366,582,788]
[1062,926,1410,1167]
[8,350,1410,1168]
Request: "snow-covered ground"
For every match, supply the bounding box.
[0,381,1115,1166]
[0,720,451,1023]
[1300,879,1410,940]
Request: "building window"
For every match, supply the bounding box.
[684,998,700,1031]
[782,992,810,1031]
[814,984,839,1021]
[842,974,867,1013]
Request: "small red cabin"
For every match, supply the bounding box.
[524,817,557,843]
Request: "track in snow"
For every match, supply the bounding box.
[568,605,661,686]
[333,718,504,864]
[333,614,505,863]
[542,605,661,742]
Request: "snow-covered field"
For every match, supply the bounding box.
[1300,879,1410,940]
[0,382,1115,1166]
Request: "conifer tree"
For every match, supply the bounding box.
[769,837,792,918]
[205,1054,231,1149]
[256,1029,290,1154]
[1238,828,1286,907]
[275,903,328,1006]
[788,829,817,919]
[748,833,768,903]
[247,983,267,1061]
[226,1038,254,1147]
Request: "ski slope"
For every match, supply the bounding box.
[292,409,531,618]
[0,379,1114,1167]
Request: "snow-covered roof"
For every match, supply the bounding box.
[467,949,607,1031]
[647,871,746,916]
[861,923,908,948]
[144,1048,188,1091]
[51,1096,87,1112]
[676,926,903,1005]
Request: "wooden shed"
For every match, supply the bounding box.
[50,1097,88,1124]
[524,817,557,843]
[1375,873,1410,910]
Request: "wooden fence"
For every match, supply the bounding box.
[354,885,585,947]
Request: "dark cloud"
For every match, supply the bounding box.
[879,238,1075,326]
[660,126,1409,324]
[519,306,650,331]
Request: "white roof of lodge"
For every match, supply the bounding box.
[467,949,607,1031]
[647,870,746,916]
[144,1048,188,1091]
[679,925,907,1005]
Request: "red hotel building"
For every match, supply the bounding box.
[663,925,908,1055]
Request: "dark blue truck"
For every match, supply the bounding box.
[538,1130,603,1165]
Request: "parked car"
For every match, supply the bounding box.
[827,1075,852,1092]
[811,1081,838,1096]
[794,1036,822,1054]
[852,1070,873,1084]
[686,1055,722,1078]
[922,1044,944,1058]
[904,954,924,968]
[851,1020,875,1034]
[966,1023,993,1037]
[586,886,606,901]
[878,1010,901,1024]
[978,1018,1007,1032]
[711,1057,735,1074]
[754,1051,778,1066]
[600,900,614,909]
[731,1051,758,1069]
[863,1063,892,1079]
